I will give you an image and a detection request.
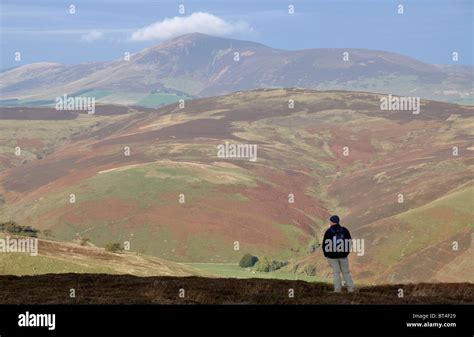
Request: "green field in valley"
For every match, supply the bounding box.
[183,263,322,282]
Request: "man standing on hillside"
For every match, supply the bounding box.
[322,215,354,293]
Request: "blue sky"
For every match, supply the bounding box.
[0,0,472,69]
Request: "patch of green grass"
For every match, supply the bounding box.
[274,224,313,258]
[0,252,118,276]
[0,99,55,107]
[73,89,113,100]
[82,166,215,206]
[224,193,249,202]
[396,185,473,251]
[0,114,117,157]
[161,77,204,96]
[376,185,473,266]
[95,92,149,105]
[136,225,182,258]
[137,93,189,108]
[183,263,320,282]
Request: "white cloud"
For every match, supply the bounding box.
[131,12,253,41]
[80,31,104,42]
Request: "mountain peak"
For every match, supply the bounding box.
[159,33,271,50]
[170,32,211,40]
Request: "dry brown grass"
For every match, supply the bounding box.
[0,274,472,305]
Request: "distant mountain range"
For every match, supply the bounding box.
[1,33,472,106]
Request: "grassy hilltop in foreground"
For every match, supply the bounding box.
[0,89,473,284]
[0,273,472,304]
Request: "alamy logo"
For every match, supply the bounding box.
[324,237,365,256]
[55,94,95,114]
[0,236,38,256]
[217,141,257,162]
[18,311,56,331]
[380,94,420,114]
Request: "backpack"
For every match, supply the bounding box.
[330,226,348,249]
[323,225,351,258]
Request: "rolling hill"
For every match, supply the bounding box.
[1,273,472,304]
[1,33,472,106]
[0,89,472,284]
[0,233,202,277]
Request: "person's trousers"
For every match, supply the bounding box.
[327,257,354,292]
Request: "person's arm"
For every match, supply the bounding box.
[345,228,352,252]
[345,228,352,241]
[322,229,330,257]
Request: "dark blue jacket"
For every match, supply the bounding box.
[322,224,352,259]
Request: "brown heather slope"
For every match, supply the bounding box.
[0,89,472,284]
[0,104,154,171]
[0,273,472,304]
